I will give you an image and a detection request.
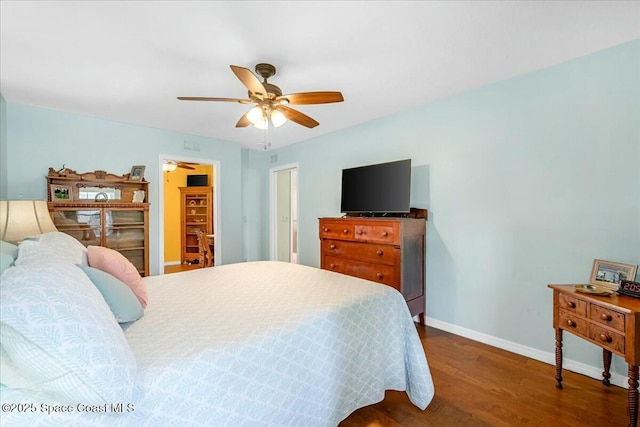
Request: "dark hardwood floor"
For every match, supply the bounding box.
[340,326,629,427]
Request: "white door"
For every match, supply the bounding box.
[270,164,298,263]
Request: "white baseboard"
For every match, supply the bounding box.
[425,317,628,389]
[164,260,181,266]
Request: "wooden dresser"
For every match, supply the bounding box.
[319,217,426,324]
[549,284,639,427]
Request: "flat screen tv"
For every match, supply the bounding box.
[186,174,208,187]
[340,159,411,214]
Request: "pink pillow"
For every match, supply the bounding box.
[87,246,148,308]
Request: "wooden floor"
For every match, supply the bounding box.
[340,326,629,427]
[164,263,202,274]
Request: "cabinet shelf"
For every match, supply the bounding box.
[180,186,213,264]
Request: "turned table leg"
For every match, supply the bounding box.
[603,349,612,386]
[629,365,638,427]
[555,328,563,389]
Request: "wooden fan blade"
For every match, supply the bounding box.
[178,165,196,170]
[235,113,251,128]
[178,162,199,165]
[230,65,267,97]
[177,96,251,104]
[277,106,319,128]
[277,91,344,105]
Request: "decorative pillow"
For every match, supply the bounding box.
[87,245,148,308]
[77,264,144,323]
[0,241,18,258]
[0,264,136,404]
[0,241,18,275]
[15,232,88,267]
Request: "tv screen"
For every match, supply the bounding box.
[186,174,208,187]
[340,159,411,214]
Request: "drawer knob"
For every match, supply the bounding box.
[382,231,388,237]
[343,229,349,234]
[600,313,612,322]
[376,249,383,256]
[567,301,576,309]
[566,319,576,327]
[356,229,363,235]
[376,273,383,279]
[330,244,336,250]
[323,228,329,232]
[330,263,336,269]
[599,333,612,343]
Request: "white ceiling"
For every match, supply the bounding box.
[1,1,638,150]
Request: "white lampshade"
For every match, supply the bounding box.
[247,106,265,125]
[270,109,287,127]
[0,200,58,244]
[163,160,178,172]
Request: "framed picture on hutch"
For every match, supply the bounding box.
[50,184,73,201]
[129,165,146,182]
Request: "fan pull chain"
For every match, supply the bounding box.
[263,121,272,150]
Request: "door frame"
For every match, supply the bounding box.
[269,162,299,262]
[158,153,221,271]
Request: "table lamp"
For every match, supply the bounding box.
[0,200,58,244]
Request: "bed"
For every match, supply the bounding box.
[0,233,434,426]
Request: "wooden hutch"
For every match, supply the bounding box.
[179,186,213,264]
[46,167,150,276]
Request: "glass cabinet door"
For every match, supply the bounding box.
[52,209,102,247]
[105,209,145,274]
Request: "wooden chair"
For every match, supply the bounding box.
[197,230,214,268]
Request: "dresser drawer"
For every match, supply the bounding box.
[558,293,587,316]
[558,309,588,337]
[319,220,354,240]
[353,224,398,244]
[323,255,399,290]
[588,324,625,355]
[321,239,399,266]
[589,304,625,332]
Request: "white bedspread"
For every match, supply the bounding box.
[1,261,434,426]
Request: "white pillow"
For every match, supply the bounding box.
[0,263,137,404]
[15,231,88,266]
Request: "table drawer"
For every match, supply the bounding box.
[322,239,399,266]
[589,304,625,332]
[323,255,399,290]
[558,309,588,337]
[588,324,625,355]
[353,224,398,244]
[558,293,587,316]
[319,220,354,240]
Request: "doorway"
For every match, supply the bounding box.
[158,154,221,273]
[270,163,298,263]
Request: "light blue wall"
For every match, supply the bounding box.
[270,40,640,376]
[4,106,255,273]
[0,94,7,199]
[3,40,639,379]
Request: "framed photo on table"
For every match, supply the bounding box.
[129,165,146,182]
[589,259,638,291]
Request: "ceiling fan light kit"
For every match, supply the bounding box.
[163,160,198,172]
[178,63,344,147]
[163,160,178,172]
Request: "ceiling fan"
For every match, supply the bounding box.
[163,160,198,172]
[177,63,344,129]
